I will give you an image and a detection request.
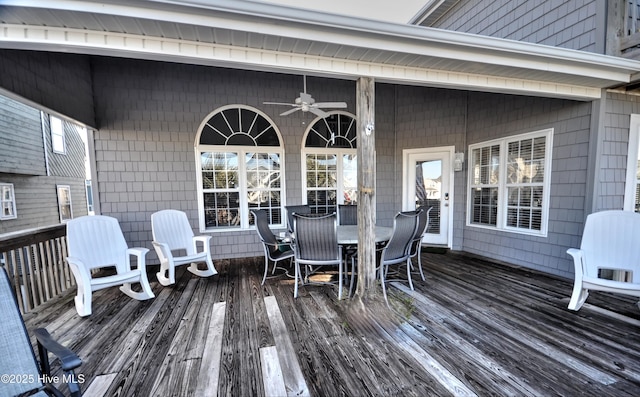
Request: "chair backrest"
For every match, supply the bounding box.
[338,204,358,225]
[67,215,129,272]
[0,268,44,396]
[383,212,419,263]
[416,206,432,237]
[251,209,279,254]
[285,205,311,233]
[152,210,196,254]
[293,212,339,262]
[580,210,640,282]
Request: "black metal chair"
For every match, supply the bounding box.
[338,204,358,225]
[285,204,311,233]
[0,267,83,397]
[379,211,419,303]
[403,206,432,281]
[292,212,345,300]
[251,209,294,285]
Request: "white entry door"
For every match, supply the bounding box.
[403,147,454,247]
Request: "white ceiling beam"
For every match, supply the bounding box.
[2,0,640,84]
[0,24,603,99]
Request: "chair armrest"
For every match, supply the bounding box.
[192,235,212,252]
[35,329,83,397]
[34,328,82,372]
[66,257,92,285]
[566,248,584,278]
[126,247,149,271]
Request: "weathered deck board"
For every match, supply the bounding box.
[264,295,310,397]
[194,301,226,397]
[260,345,288,397]
[22,252,640,396]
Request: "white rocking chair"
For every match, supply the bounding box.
[151,209,217,286]
[567,210,640,311]
[66,215,155,317]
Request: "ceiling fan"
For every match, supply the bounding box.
[263,75,347,118]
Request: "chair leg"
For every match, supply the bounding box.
[120,271,155,301]
[74,283,92,317]
[379,264,389,305]
[406,259,414,291]
[417,252,426,281]
[338,261,343,300]
[349,257,356,298]
[567,281,589,311]
[294,260,301,298]
[261,256,270,285]
[188,253,218,278]
[156,261,173,286]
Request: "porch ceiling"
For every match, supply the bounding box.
[2,0,640,100]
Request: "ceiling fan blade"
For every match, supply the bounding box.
[263,101,295,106]
[308,108,329,118]
[313,102,347,108]
[280,107,301,116]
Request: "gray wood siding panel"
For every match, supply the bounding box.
[429,0,600,53]
[463,93,592,279]
[0,50,95,127]
[0,174,87,234]
[394,86,468,251]
[0,95,45,175]
[90,59,364,262]
[597,91,640,210]
[43,116,87,179]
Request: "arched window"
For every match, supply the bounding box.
[302,111,357,214]
[196,105,285,231]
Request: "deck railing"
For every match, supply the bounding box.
[0,224,74,314]
[621,0,640,55]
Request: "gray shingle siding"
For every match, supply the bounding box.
[43,114,87,179]
[596,91,640,211]
[91,59,359,261]
[0,95,45,176]
[0,94,88,234]
[0,174,88,233]
[463,94,592,278]
[428,0,601,53]
[0,50,95,127]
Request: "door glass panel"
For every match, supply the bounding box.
[415,160,441,234]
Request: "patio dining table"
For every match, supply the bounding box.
[337,225,393,245]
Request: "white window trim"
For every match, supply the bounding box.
[50,115,66,154]
[194,105,287,233]
[196,145,286,232]
[301,111,358,209]
[56,185,73,223]
[624,114,640,211]
[0,183,17,220]
[466,128,553,237]
[301,147,357,208]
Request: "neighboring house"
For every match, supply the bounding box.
[1,1,640,281]
[0,94,89,234]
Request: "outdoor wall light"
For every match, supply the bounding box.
[454,152,464,171]
[365,123,374,135]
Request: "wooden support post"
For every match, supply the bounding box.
[355,77,376,299]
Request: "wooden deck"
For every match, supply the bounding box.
[23,251,640,396]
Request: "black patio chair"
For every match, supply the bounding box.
[251,209,294,285]
[403,206,432,281]
[292,212,345,300]
[285,205,311,233]
[338,204,358,225]
[379,211,419,303]
[0,267,83,397]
